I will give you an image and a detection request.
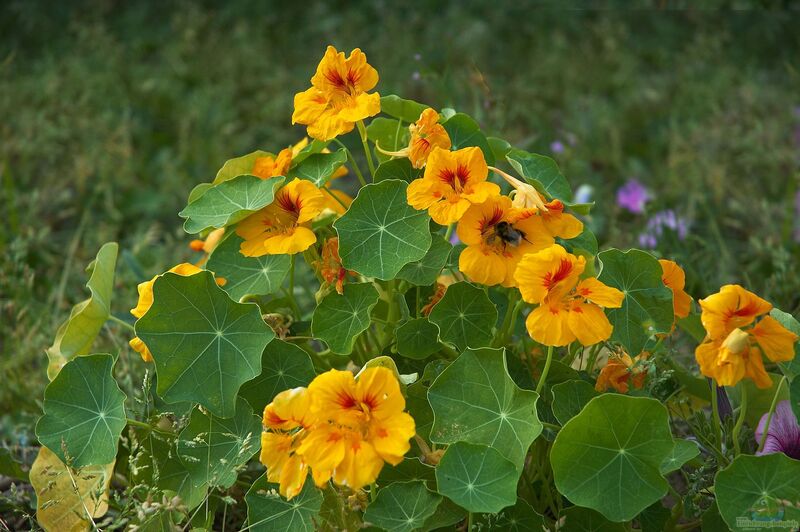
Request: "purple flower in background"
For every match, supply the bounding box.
[638,209,689,249]
[616,179,650,214]
[755,401,800,459]
[550,140,565,154]
[449,231,460,246]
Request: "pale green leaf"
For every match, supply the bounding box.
[363,481,442,532]
[334,180,431,280]
[213,150,272,184]
[136,271,274,418]
[246,473,322,532]
[312,282,380,355]
[36,354,126,467]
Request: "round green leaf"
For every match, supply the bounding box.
[239,339,315,414]
[380,94,429,123]
[561,506,627,531]
[366,118,409,164]
[36,354,126,467]
[715,453,800,530]
[396,318,441,360]
[428,282,497,352]
[551,380,599,426]
[177,397,261,489]
[374,158,422,183]
[477,498,545,531]
[213,149,272,184]
[660,439,699,475]
[396,235,452,286]
[377,458,436,488]
[206,232,290,301]
[246,473,322,532]
[442,113,494,165]
[144,435,207,509]
[312,282,380,355]
[434,442,517,514]
[46,242,118,380]
[334,180,431,280]
[364,480,442,532]
[180,174,285,234]
[550,394,674,522]
[597,248,674,356]
[428,347,542,469]
[136,271,274,418]
[506,149,572,201]
[287,149,347,187]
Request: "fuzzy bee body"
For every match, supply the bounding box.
[487,221,528,248]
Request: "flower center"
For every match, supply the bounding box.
[722,328,750,355]
[437,164,470,192]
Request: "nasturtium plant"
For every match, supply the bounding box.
[34,44,800,531]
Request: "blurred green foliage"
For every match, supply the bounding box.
[1,1,799,426]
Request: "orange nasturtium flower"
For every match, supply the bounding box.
[515,244,624,347]
[407,146,500,226]
[316,237,352,294]
[253,148,293,180]
[129,263,223,362]
[236,178,326,257]
[456,195,553,287]
[259,367,415,499]
[377,108,452,168]
[659,259,691,319]
[596,352,649,393]
[695,285,797,388]
[292,46,381,141]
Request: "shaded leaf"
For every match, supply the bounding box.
[396,318,441,360]
[246,473,322,532]
[206,232,290,301]
[428,347,541,469]
[660,439,699,475]
[428,282,497,351]
[477,498,545,531]
[36,354,126,467]
[377,458,436,488]
[239,339,316,414]
[380,94,428,123]
[46,242,118,380]
[597,248,674,356]
[551,380,599,426]
[180,174,285,234]
[442,113,494,165]
[363,481,442,532]
[506,149,572,201]
[374,158,422,183]
[136,271,274,418]
[312,282,380,355]
[434,442,517,513]
[334,180,431,280]
[561,506,627,531]
[396,235,452,286]
[0,448,28,482]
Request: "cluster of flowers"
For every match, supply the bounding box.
[259,366,415,499]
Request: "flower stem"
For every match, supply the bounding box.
[109,314,135,333]
[757,376,787,453]
[333,138,368,187]
[357,120,376,178]
[732,385,747,456]
[322,186,349,210]
[535,345,555,396]
[710,379,723,456]
[444,224,454,241]
[467,512,473,531]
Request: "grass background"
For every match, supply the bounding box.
[1,1,799,446]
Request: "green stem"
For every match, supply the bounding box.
[322,186,349,210]
[444,224,454,241]
[541,421,561,431]
[467,512,473,531]
[109,314,135,333]
[369,482,378,503]
[535,345,555,395]
[357,120,376,178]
[126,418,174,436]
[732,385,748,456]
[439,342,460,360]
[333,138,368,187]
[757,376,787,453]
[710,379,723,456]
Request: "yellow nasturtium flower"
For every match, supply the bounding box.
[515,244,624,347]
[258,367,415,499]
[695,284,797,388]
[407,146,500,225]
[378,108,452,169]
[129,263,209,362]
[292,46,381,141]
[456,195,553,287]
[236,178,325,256]
[253,148,293,180]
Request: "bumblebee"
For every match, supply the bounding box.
[487,221,528,248]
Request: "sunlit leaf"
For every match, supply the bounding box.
[46,242,118,380]
[334,180,431,280]
[245,473,322,532]
[363,480,442,532]
[206,232,290,301]
[715,454,800,530]
[36,354,126,467]
[177,397,261,489]
[312,282,380,355]
[288,149,347,187]
[239,339,316,414]
[428,282,497,351]
[180,174,285,234]
[212,150,273,184]
[428,347,541,469]
[597,248,674,356]
[366,117,409,164]
[435,442,517,513]
[136,271,274,418]
[550,394,674,522]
